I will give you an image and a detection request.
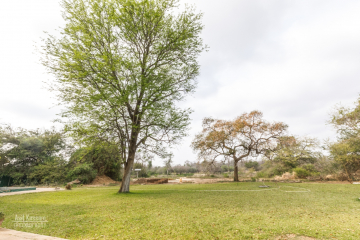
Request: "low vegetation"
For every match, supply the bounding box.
[1,183,360,239]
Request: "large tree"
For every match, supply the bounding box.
[191,111,288,181]
[41,0,205,192]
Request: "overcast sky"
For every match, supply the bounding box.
[1,0,360,166]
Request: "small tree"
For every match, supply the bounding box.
[262,136,321,176]
[163,154,173,175]
[147,160,152,170]
[191,111,287,182]
[329,97,360,182]
[329,139,360,182]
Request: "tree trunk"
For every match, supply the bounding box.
[119,135,138,193]
[119,156,134,193]
[233,161,239,182]
[343,165,353,184]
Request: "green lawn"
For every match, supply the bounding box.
[1,182,360,239]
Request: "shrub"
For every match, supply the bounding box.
[0,212,4,220]
[65,183,72,190]
[293,167,310,179]
[245,161,260,171]
[221,165,234,172]
[147,171,157,176]
[68,144,122,181]
[302,164,317,173]
[139,171,149,178]
[258,161,290,178]
[67,163,97,184]
[336,173,349,181]
[251,177,256,182]
[29,161,67,184]
[133,162,149,178]
[256,172,268,178]
[223,174,229,178]
[172,165,197,174]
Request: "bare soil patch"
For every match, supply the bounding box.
[89,175,120,186]
[168,177,233,184]
[133,178,168,184]
[274,234,317,240]
[307,181,351,184]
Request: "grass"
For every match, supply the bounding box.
[1,182,360,239]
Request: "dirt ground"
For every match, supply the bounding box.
[169,178,354,184]
[274,234,317,240]
[88,175,120,186]
[168,177,233,184]
[307,181,351,184]
[87,175,354,187]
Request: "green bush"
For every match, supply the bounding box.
[221,165,234,172]
[245,161,260,171]
[133,162,148,178]
[251,177,256,182]
[302,164,318,174]
[258,161,291,178]
[293,167,310,179]
[68,144,122,181]
[255,172,268,178]
[67,163,97,184]
[29,161,67,184]
[223,174,229,178]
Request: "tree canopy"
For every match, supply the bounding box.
[41,0,205,192]
[0,125,70,185]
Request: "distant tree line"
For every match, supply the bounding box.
[2,96,360,185]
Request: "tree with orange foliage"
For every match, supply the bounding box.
[191,111,288,181]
